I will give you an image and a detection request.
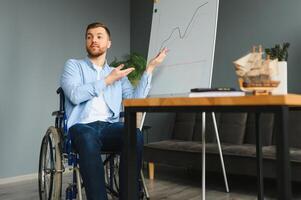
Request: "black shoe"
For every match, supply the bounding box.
[139,189,145,200]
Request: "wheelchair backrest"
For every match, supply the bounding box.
[57,87,65,113]
[55,88,76,159]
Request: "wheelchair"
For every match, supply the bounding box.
[38,88,149,200]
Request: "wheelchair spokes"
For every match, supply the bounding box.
[39,127,63,200]
[39,135,54,200]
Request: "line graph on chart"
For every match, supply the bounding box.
[150,0,211,68]
[158,1,208,51]
[147,0,219,96]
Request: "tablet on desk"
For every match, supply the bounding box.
[189,87,245,97]
[190,87,237,92]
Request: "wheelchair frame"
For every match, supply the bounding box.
[38,88,149,200]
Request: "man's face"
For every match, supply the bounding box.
[86,27,111,58]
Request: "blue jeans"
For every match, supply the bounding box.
[69,121,144,200]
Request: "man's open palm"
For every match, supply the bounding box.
[148,47,168,68]
[106,64,135,85]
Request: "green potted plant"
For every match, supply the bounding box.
[110,52,147,127]
[110,52,147,86]
[265,42,290,61]
[265,42,290,94]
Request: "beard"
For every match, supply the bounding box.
[86,46,106,58]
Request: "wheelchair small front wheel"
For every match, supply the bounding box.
[38,127,63,200]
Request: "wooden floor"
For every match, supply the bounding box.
[1,164,301,200]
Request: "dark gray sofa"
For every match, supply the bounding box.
[143,111,301,181]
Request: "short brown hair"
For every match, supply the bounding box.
[85,22,111,39]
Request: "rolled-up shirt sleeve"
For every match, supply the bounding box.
[122,71,152,99]
[60,59,106,105]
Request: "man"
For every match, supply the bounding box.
[60,22,168,200]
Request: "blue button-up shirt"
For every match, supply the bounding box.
[60,57,152,130]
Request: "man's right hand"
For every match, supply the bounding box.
[105,64,135,85]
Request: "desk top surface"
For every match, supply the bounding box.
[123,94,301,107]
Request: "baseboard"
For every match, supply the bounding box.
[0,173,38,185]
[0,167,73,185]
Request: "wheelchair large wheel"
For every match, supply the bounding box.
[38,126,63,200]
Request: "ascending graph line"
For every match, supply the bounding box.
[159,1,208,51]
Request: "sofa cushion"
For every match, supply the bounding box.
[143,140,226,168]
[223,144,257,158]
[290,148,301,162]
[263,146,301,162]
[244,113,274,146]
[144,140,223,154]
[192,113,219,143]
[218,113,247,144]
[172,113,196,141]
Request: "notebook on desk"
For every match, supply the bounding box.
[146,88,245,98]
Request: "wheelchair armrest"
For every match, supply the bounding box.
[52,110,65,117]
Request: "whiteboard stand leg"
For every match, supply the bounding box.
[212,112,229,192]
[138,112,150,199]
[139,112,147,131]
[202,112,206,200]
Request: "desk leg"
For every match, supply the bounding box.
[275,107,291,200]
[122,109,138,200]
[255,112,264,200]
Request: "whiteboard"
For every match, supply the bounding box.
[147,0,219,97]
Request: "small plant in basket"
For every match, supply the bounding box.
[265,42,290,61]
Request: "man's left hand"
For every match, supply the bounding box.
[146,47,168,74]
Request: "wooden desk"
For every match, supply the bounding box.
[122,94,301,200]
